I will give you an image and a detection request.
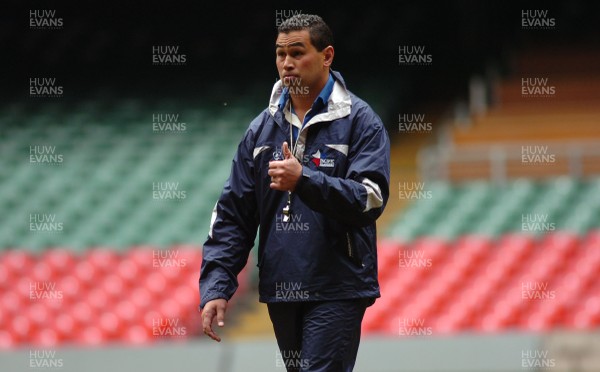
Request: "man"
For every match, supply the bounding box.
[199,14,390,371]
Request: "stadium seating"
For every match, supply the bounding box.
[374,46,600,338]
[420,48,600,181]
[364,229,600,336]
[0,246,251,348]
[0,99,255,348]
[387,177,600,242]
[0,99,252,250]
[2,44,599,348]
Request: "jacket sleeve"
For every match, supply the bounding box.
[294,109,390,227]
[199,128,258,308]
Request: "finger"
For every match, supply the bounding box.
[202,310,218,340]
[269,161,284,171]
[202,309,214,332]
[269,168,284,178]
[282,142,292,159]
[206,328,221,342]
[216,304,226,327]
[202,310,221,342]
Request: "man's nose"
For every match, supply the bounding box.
[283,56,294,70]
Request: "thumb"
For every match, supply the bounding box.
[282,142,292,159]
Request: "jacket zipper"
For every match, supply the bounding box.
[346,232,353,258]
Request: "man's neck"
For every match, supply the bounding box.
[289,72,330,121]
[289,95,313,121]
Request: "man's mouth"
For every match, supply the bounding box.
[283,75,300,86]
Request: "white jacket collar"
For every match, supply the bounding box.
[268,75,352,123]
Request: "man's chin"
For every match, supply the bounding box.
[282,76,301,84]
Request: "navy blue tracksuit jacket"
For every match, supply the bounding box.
[199,70,390,308]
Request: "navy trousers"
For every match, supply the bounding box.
[267,299,370,372]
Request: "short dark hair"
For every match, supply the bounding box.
[277,14,334,51]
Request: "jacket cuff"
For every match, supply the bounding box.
[199,292,229,309]
[295,165,319,196]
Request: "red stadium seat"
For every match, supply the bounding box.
[8,315,34,343]
[73,260,100,289]
[114,300,139,326]
[520,310,554,332]
[124,324,153,345]
[27,302,51,329]
[159,298,183,319]
[72,301,95,327]
[0,265,12,292]
[433,313,464,335]
[454,235,492,264]
[1,291,24,315]
[53,313,76,341]
[377,239,402,280]
[173,285,197,309]
[144,271,168,296]
[127,246,158,272]
[2,250,35,274]
[86,288,111,312]
[57,275,82,304]
[86,248,121,273]
[0,329,17,349]
[99,311,123,340]
[30,261,54,282]
[43,248,77,275]
[2,228,597,347]
[32,328,60,348]
[101,273,127,300]
[116,258,141,285]
[76,325,107,346]
[130,287,153,311]
[584,229,600,243]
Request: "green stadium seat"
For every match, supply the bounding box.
[386,177,600,241]
[0,99,253,251]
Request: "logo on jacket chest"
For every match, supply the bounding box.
[309,150,334,168]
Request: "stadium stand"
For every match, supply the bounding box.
[387,177,600,241]
[0,99,250,250]
[0,245,256,348]
[1,42,598,351]
[371,45,600,340]
[0,99,254,348]
[419,48,600,182]
[366,230,600,336]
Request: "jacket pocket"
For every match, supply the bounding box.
[345,231,364,267]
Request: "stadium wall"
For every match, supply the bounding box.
[2,331,599,372]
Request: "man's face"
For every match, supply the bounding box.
[275,30,329,93]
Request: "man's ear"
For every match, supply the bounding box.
[323,46,334,67]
